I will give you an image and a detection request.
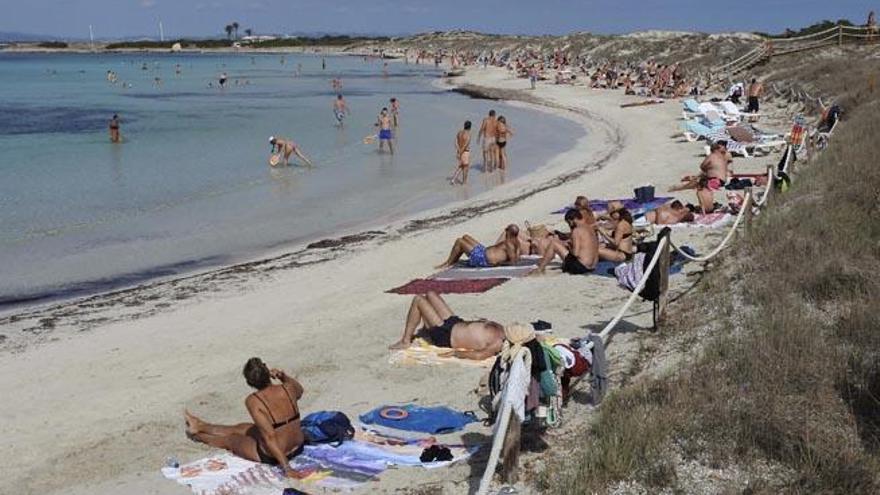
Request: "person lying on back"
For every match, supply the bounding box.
[435,224,521,269]
[645,200,694,225]
[388,291,505,360]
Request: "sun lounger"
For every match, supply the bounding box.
[683,120,720,142]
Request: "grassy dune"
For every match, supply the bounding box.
[541,55,880,494]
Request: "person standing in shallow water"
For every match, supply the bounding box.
[109,114,121,143]
[451,120,472,185]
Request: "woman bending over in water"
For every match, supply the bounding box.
[184,358,305,476]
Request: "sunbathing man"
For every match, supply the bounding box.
[388,291,505,360]
[435,224,521,269]
[644,200,694,225]
[535,208,598,274]
[669,141,732,192]
[184,358,304,477]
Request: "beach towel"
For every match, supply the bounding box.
[162,433,476,495]
[431,256,541,280]
[668,212,732,229]
[388,338,496,368]
[359,405,478,434]
[387,277,507,295]
[552,197,674,215]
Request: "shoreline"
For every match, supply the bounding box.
[0,76,599,352]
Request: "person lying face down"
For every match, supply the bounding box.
[388,291,505,361]
[435,224,522,269]
[645,200,695,225]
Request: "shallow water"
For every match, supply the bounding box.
[0,52,583,307]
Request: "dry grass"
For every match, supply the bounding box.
[541,67,880,494]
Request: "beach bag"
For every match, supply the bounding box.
[633,185,655,203]
[301,411,354,446]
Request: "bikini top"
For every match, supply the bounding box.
[253,386,300,429]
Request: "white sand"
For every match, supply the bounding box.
[0,67,759,494]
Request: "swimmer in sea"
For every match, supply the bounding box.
[109,114,121,143]
[390,97,400,127]
[219,72,228,88]
[375,108,394,154]
[333,94,350,127]
[269,136,314,167]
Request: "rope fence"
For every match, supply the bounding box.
[476,125,816,492]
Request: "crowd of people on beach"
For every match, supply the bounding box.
[159,45,825,486]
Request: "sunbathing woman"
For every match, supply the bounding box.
[435,224,521,269]
[598,202,635,262]
[388,291,505,360]
[184,358,305,476]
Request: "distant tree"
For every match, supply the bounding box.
[225,24,233,39]
[244,28,253,37]
[232,22,240,39]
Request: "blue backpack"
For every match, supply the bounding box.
[300,411,355,446]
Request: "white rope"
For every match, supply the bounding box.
[752,166,776,207]
[670,192,751,263]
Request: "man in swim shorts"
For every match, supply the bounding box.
[478,110,498,172]
[747,78,763,114]
[390,97,400,127]
[435,224,522,269]
[269,136,314,167]
[535,208,599,275]
[388,292,505,360]
[333,94,349,126]
[451,120,472,185]
[376,108,394,154]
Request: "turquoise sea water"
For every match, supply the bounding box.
[0,52,583,307]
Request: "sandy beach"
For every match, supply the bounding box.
[0,66,747,495]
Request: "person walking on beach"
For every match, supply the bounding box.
[390,97,400,127]
[375,108,394,154]
[451,121,472,185]
[333,94,349,127]
[478,110,498,172]
[495,115,513,171]
[747,78,763,114]
[109,114,121,143]
[269,136,314,167]
[529,66,538,90]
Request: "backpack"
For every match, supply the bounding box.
[300,411,354,446]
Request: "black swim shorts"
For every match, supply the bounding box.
[420,316,462,348]
[562,253,594,275]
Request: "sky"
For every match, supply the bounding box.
[1,0,877,39]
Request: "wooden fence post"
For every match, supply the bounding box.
[744,187,755,233]
[838,25,844,46]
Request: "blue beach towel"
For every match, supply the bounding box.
[589,247,693,278]
[359,405,478,434]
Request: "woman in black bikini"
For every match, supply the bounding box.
[598,202,635,263]
[495,115,513,170]
[184,358,305,476]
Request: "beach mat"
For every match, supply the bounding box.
[553,197,674,215]
[389,338,496,368]
[162,435,474,494]
[387,277,508,295]
[668,212,733,229]
[431,255,541,280]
